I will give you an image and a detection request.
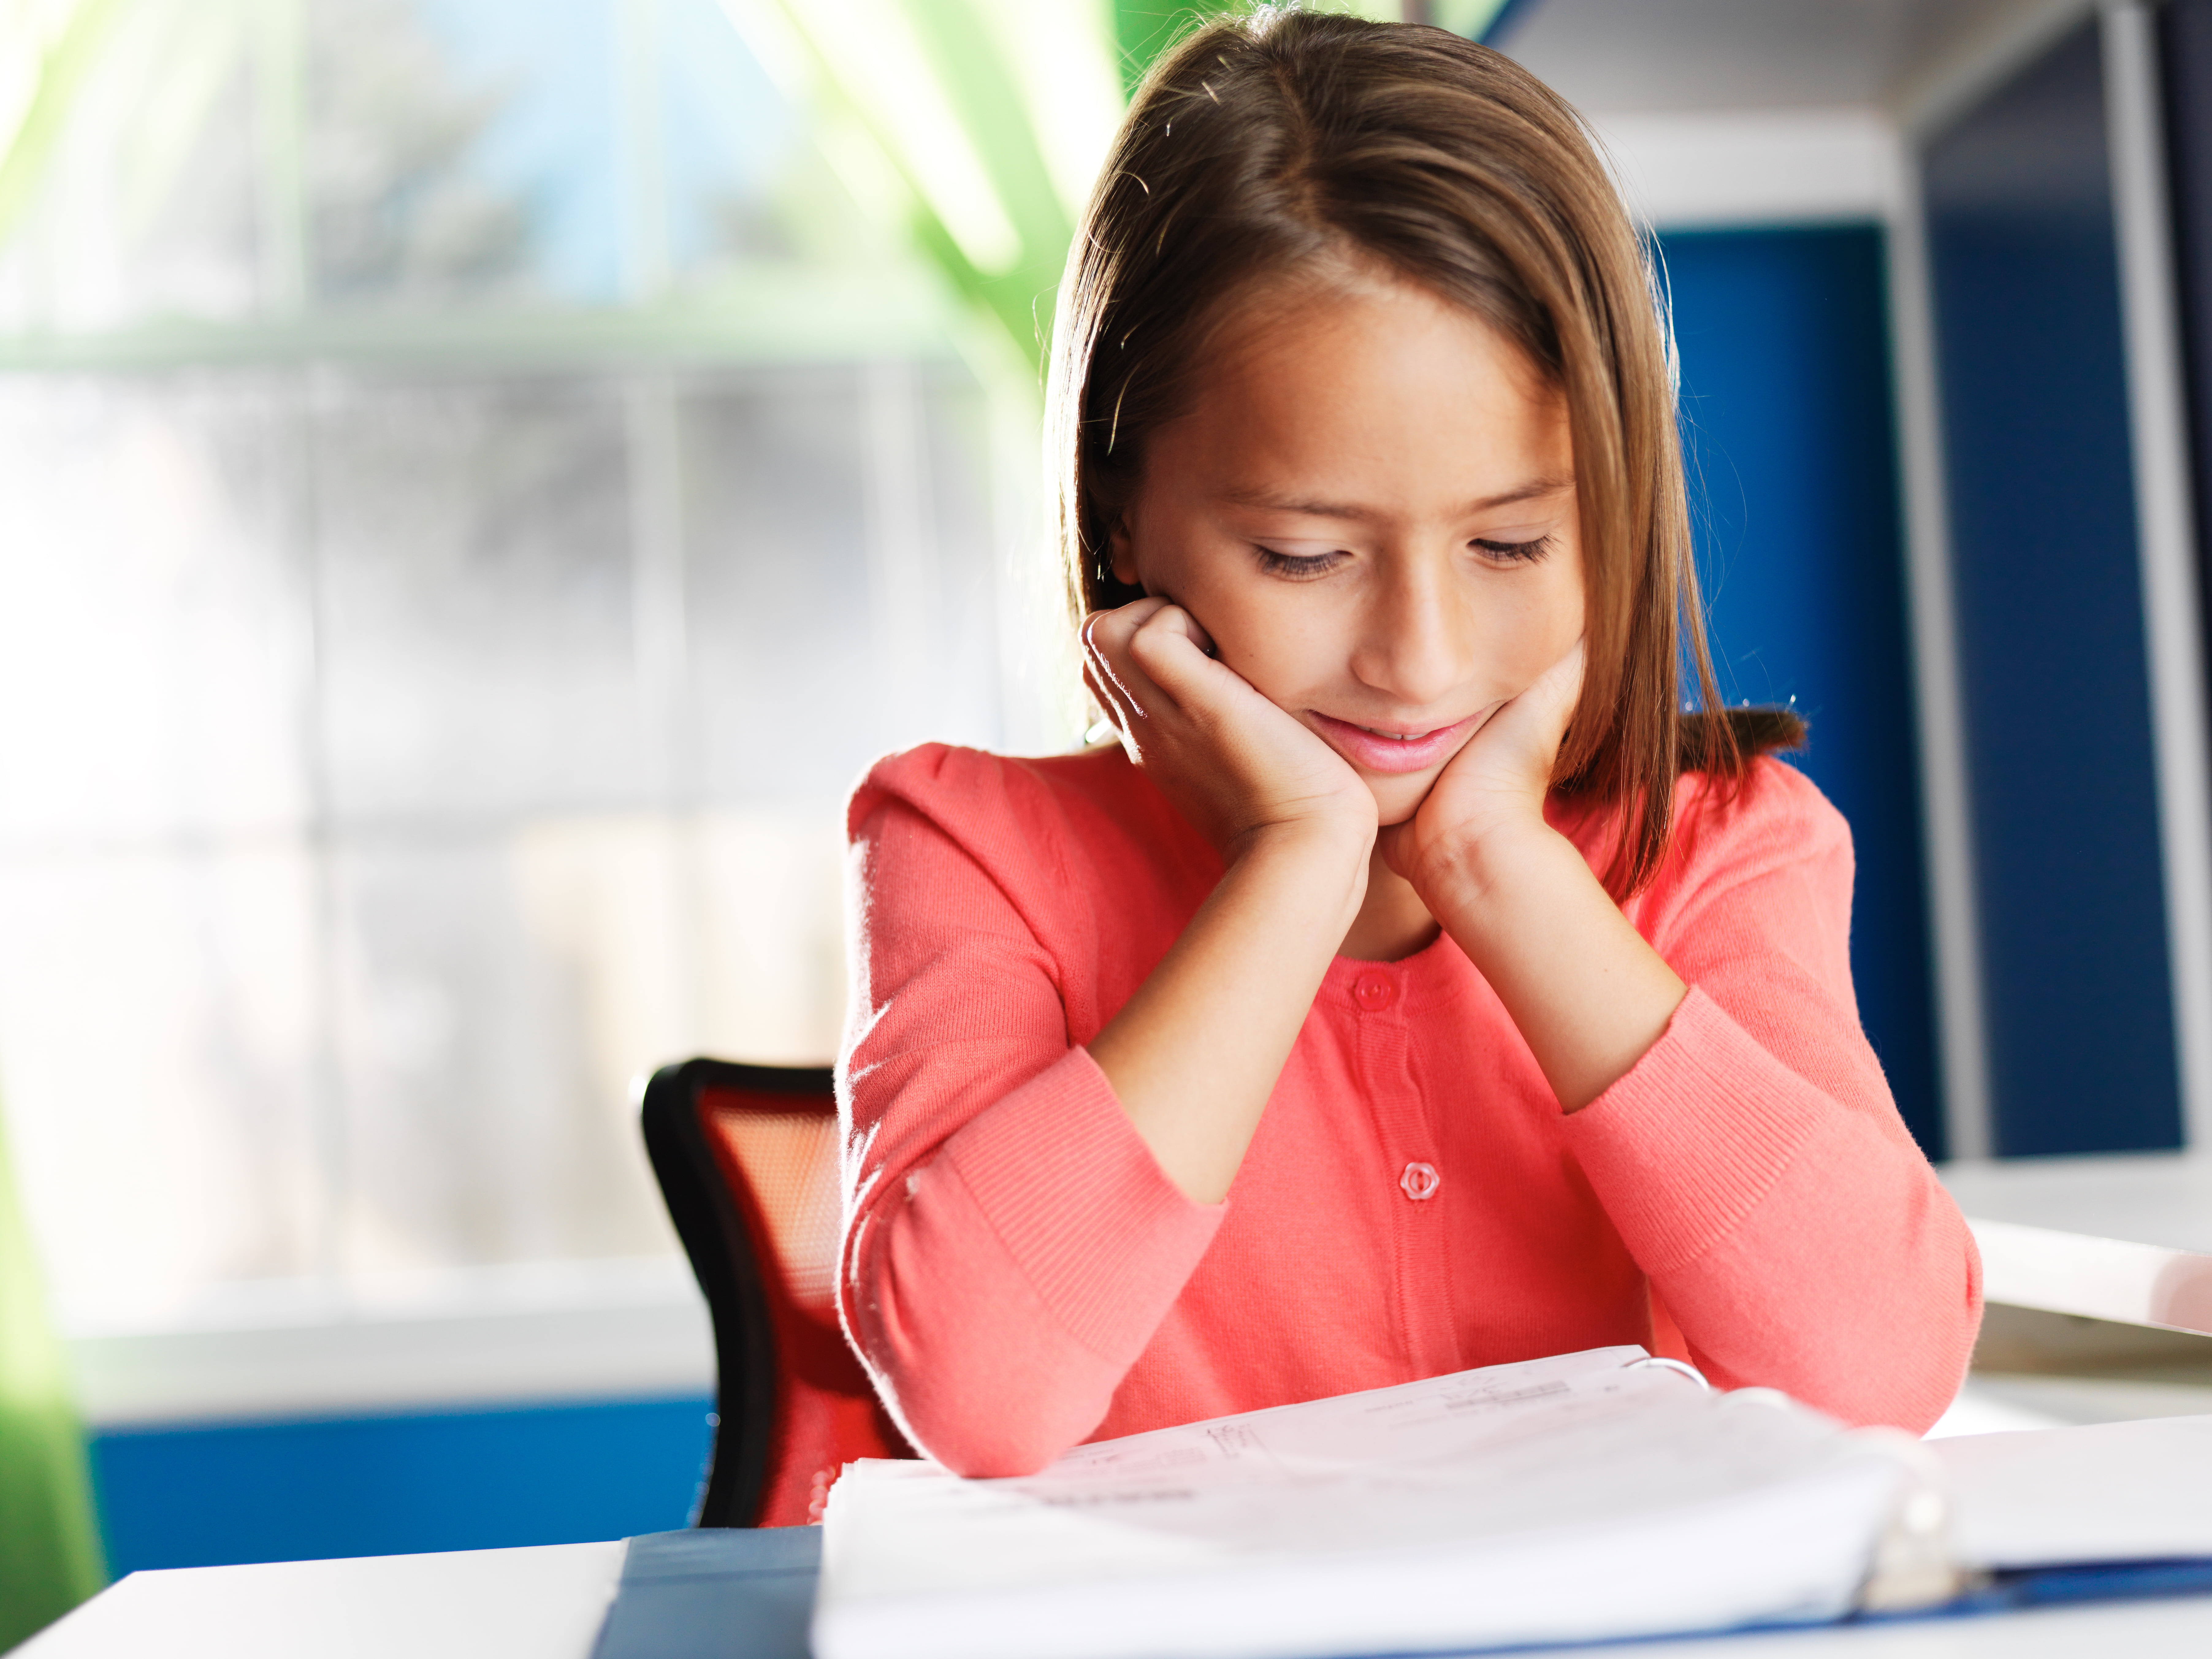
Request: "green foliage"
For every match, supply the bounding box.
[898,1,1077,374]
[1110,2,1238,96]
[1113,0,1516,96]
[0,0,126,244]
[0,1111,107,1650]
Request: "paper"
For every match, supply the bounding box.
[1936,1414,2212,1569]
[814,1347,1910,1659]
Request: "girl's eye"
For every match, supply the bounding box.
[1472,534,1554,564]
[1256,547,1347,579]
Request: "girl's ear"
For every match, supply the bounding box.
[1106,511,1141,588]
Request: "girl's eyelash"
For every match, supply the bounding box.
[1473,534,1554,563]
[1256,547,1345,578]
[1257,536,1553,576]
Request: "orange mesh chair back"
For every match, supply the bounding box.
[640,1058,912,1527]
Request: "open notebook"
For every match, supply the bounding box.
[811,1346,2212,1659]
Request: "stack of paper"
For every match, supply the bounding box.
[814,1347,1925,1659]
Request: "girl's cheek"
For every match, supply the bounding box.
[1520,571,1584,675]
[1211,595,1313,701]
[1227,645,1306,711]
[1480,611,1551,696]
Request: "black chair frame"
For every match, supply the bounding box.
[640,1056,837,1528]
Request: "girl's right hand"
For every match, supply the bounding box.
[1081,597,1378,864]
[1079,596,1379,1203]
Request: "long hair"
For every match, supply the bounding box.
[1045,7,1800,894]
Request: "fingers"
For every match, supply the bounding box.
[1122,604,1231,702]
[1140,603,1218,661]
[1081,596,1224,737]
[1084,597,1196,760]
[1081,601,1158,734]
[1080,596,1288,794]
[1432,636,1585,801]
[1077,597,1371,854]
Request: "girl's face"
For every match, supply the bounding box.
[1111,274,1586,827]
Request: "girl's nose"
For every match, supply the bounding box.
[1349,551,1465,709]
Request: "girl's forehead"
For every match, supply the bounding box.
[1177,279,1571,480]
[1202,268,1558,412]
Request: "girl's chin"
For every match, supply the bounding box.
[1365,771,1442,828]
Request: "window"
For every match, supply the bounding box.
[0,0,1063,1339]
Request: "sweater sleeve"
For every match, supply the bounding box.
[837,749,1224,1476]
[1564,762,1981,1433]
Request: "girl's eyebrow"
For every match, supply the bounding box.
[1219,475,1574,521]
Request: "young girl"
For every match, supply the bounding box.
[837,8,1980,1479]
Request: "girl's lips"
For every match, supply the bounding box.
[1308,709,1479,775]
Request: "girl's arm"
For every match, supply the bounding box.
[840,598,1377,1475]
[1085,826,1362,1201]
[1080,598,1376,1202]
[1564,803,1981,1432]
[843,768,1224,1478]
[1389,650,1978,1430]
[1381,643,1690,1113]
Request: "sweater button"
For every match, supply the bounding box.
[1400,1161,1440,1201]
[1353,971,1397,1012]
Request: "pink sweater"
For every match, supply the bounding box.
[838,744,1981,1477]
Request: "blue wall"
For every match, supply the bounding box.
[91,1394,713,1572]
[2164,0,2212,822]
[1663,224,1943,1158]
[1924,20,2184,1157]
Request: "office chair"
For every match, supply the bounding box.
[641,1058,913,1527]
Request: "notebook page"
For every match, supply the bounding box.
[815,1349,1907,1659]
[1042,1344,1650,1484]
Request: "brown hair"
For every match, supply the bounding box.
[1046,6,1802,894]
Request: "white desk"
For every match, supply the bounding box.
[1940,1152,2212,1334]
[16,1540,2212,1659]
[16,1541,625,1659]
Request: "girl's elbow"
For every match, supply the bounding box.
[872,1359,1098,1478]
[851,1286,1114,1480]
[1837,1240,1983,1434]
[911,1416,1070,1480]
[1826,1179,1984,1430]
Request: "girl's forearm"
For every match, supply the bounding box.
[1423,822,1687,1113]
[1089,823,1370,1202]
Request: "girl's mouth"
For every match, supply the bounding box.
[1307,710,1479,775]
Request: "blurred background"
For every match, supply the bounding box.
[7,0,2212,1625]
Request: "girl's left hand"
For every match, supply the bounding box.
[1377,639,1585,895]
[1377,638,1683,1115]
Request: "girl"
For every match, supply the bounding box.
[837,7,1980,1479]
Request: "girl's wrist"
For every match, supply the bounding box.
[1222,815,1374,932]
[1223,809,1374,872]
[1404,808,1570,917]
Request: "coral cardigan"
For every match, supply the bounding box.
[838,743,1981,1478]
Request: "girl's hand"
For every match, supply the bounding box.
[1378,639,1585,894]
[1083,597,1377,863]
[1080,597,1382,1200]
[1377,638,1684,1114]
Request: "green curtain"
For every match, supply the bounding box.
[0,1106,107,1652]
